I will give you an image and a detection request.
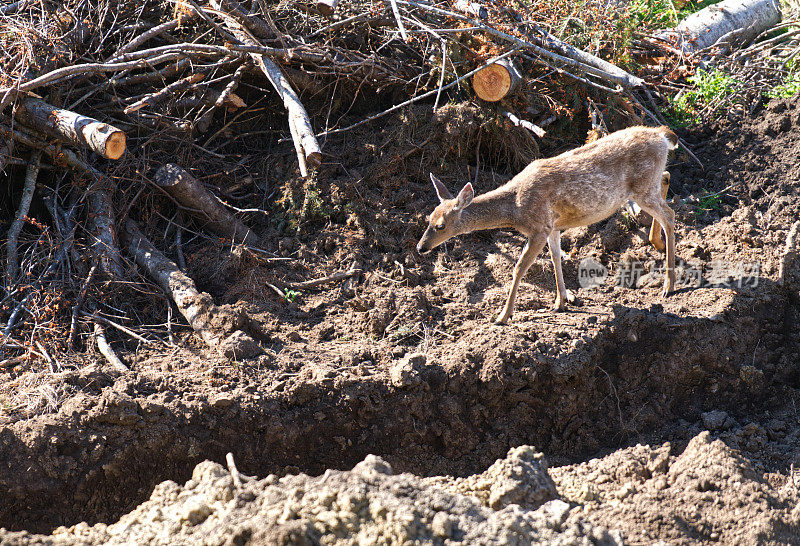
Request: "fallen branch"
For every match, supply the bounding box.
[86,177,126,279]
[121,219,262,358]
[155,163,261,246]
[399,0,643,90]
[15,96,127,160]
[94,322,129,372]
[124,72,206,114]
[502,110,545,137]
[6,151,41,284]
[211,0,322,170]
[112,18,182,60]
[0,52,190,109]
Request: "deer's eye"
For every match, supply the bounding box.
[434,223,445,231]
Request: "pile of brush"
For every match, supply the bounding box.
[0,0,784,370]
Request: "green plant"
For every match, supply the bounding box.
[766,55,800,99]
[669,69,741,125]
[694,190,723,216]
[284,289,300,303]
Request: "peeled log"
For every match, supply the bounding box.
[664,0,781,54]
[155,164,261,247]
[121,219,262,359]
[472,59,522,102]
[14,96,126,159]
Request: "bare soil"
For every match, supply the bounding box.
[1,97,799,543]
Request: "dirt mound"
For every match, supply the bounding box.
[552,426,800,544]
[1,94,799,542]
[1,448,619,545]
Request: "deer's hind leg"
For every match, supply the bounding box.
[635,184,676,297]
[648,171,670,252]
[547,230,575,311]
[496,231,548,324]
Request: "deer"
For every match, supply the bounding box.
[416,125,677,324]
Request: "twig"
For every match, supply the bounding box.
[226,452,242,488]
[94,322,129,372]
[82,311,153,345]
[502,110,545,137]
[6,151,41,284]
[111,18,181,60]
[124,72,207,114]
[433,39,447,112]
[68,261,99,350]
[389,0,409,41]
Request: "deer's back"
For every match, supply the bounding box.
[513,127,671,230]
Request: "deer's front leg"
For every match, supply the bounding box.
[496,232,548,324]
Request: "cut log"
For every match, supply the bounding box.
[155,163,261,247]
[662,0,781,54]
[14,96,127,160]
[472,58,521,102]
[316,0,340,17]
[121,219,262,359]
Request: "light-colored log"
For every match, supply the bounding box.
[663,0,781,54]
[454,0,487,19]
[14,96,127,159]
[121,219,262,359]
[155,163,261,247]
[472,58,521,102]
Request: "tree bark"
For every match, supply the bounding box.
[14,96,127,159]
[121,219,262,359]
[472,58,521,102]
[86,177,126,279]
[155,163,261,247]
[663,0,781,54]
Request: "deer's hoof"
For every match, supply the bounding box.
[566,289,576,304]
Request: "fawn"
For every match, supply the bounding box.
[417,125,677,324]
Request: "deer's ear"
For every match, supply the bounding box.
[430,173,452,202]
[455,182,474,210]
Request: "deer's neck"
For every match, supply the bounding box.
[456,186,518,234]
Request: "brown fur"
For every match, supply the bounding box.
[418,126,678,324]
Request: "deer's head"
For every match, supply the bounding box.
[416,174,474,254]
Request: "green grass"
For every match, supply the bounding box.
[694,190,723,217]
[669,69,741,125]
